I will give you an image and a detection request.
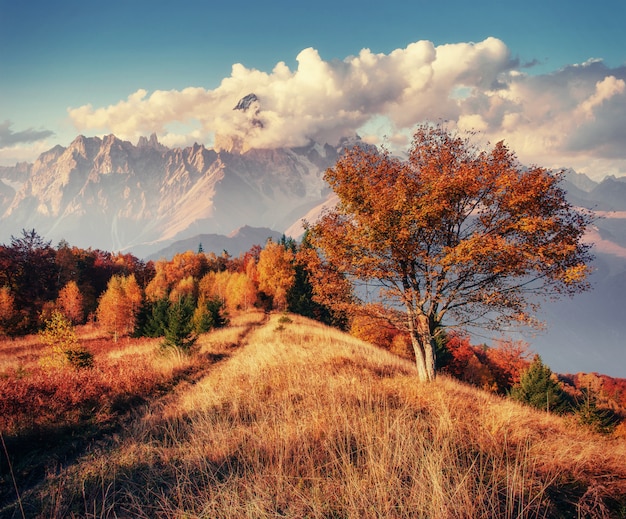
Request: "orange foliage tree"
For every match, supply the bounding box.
[225,272,257,312]
[169,275,197,303]
[484,339,531,391]
[257,240,295,311]
[145,251,208,302]
[96,274,142,340]
[56,280,85,324]
[308,124,593,382]
[198,271,229,305]
[0,286,15,335]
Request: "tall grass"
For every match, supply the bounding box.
[4,313,626,517]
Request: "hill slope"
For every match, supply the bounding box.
[8,313,626,518]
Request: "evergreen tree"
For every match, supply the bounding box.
[289,233,348,329]
[161,296,198,353]
[137,298,170,337]
[192,297,226,334]
[510,355,570,413]
[574,387,619,434]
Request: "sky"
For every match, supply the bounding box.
[1,0,626,180]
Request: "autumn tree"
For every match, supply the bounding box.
[145,270,169,302]
[169,275,197,303]
[307,125,593,382]
[56,280,84,324]
[0,229,58,331]
[225,272,257,311]
[484,339,531,392]
[0,286,15,336]
[198,271,229,305]
[257,240,295,311]
[40,310,93,369]
[96,274,142,340]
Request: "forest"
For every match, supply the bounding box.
[1,227,625,426]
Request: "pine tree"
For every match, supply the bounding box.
[510,355,570,413]
[574,387,619,434]
[192,297,226,334]
[138,298,170,337]
[161,296,198,354]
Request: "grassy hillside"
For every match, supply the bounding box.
[2,312,626,518]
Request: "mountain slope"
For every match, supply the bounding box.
[8,313,625,517]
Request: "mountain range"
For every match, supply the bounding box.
[0,132,346,257]
[1,133,625,377]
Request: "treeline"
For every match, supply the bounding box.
[0,229,337,341]
[2,229,625,433]
[0,230,153,335]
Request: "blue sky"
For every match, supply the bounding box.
[1,0,626,178]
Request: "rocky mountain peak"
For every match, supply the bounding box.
[234,93,259,112]
[137,133,167,152]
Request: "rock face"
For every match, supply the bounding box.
[0,134,341,255]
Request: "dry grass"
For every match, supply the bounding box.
[3,313,626,518]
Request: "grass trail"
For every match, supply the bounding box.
[3,312,626,518]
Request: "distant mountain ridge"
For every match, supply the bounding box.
[147,225,283,261]
[0,133,343,256]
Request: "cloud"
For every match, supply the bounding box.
[67,38,626,178]
[0,120,54,148]
[68,38,514,149]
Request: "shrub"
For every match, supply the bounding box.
[39,310,93,369]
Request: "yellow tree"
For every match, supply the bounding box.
[198,271,230,305]
[56,280,84,324]
[257,240,295,311]
[225,271,257,312]
[96,274,142,340]
[0,286,15,335]
[169,275,197,303]
[308,124,593,382]
[40,310,93,369]
[121,274,142,320]
[145,270,169,302]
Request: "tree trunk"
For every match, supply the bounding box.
[407,311,436,382]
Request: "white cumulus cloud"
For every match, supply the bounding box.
[67,38,626,178]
